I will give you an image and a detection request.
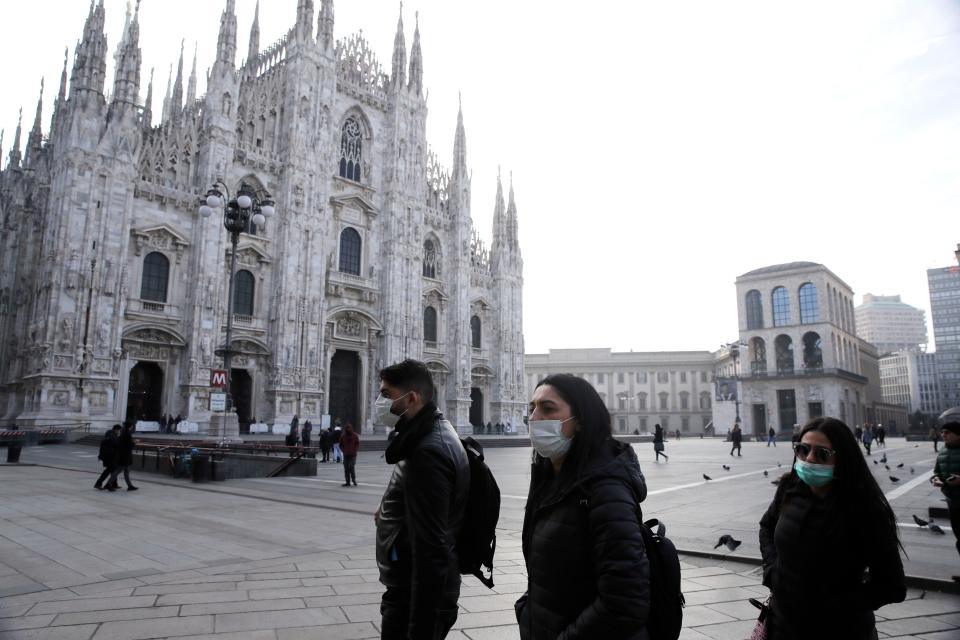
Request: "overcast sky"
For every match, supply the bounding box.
[2,0,958,354]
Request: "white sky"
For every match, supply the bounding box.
[2,0,958,354]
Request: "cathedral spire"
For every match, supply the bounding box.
[143,67,154,128]
[408,12,423,95]
[51,48,69,134]
[25,80,44,166]
[506,172,520,249]
[296,0,314,42]
[70,0,108,98]
[391,3,406,89]
[215,0,238,69]
[492,168,506,250]
[8,108,22,169]
[161,64,172,123]
[111,2,142,107]
[247,1,260,66]
[113,0,133,76]
[317,0,334,50]
[452,94,467,179]
[186,43,198,105]
[170,40,185,118]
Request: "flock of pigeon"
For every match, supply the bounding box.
[705,450,947,555]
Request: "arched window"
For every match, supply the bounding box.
[471,316,481,349]
[339,116,363,182]
[745,289,763,330]
[803,332,823,371]
[140,252,169,302]
[423,239,439,278]
[751,337,767,375]
[699,391,712,410]
[339,227,361,275]
[423,306,438,343]
[799,283,820,324]
[233,269,255,316]
[775,334,794,374]
[772,287,791,326]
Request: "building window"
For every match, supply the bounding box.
[423,306,438,343]
[699,391,711,410]
[681,416,690,432]
[700,371,708,383]
[680,392,689,410]
[746,289,764,329]
[637,393,647,410]
[637,372,648,384]
[808,402,823,418]
[680,371,687,383]
[751,337,767,375]
[772,286,791,326]
[618,395,627,410]
[233,269,255,316]
[617,372,625,384]
[339,116,362,182]
[799,282,820,324]
[618,417,626,433]
[640,417,648,432]
[598,373,606,384]
[802,331,823,371]
[778,389,798,431]
[659,392,669,410]
[775,334,794,374]
[657,372,669,384]
[471,315,481,349]
[140,252,169,303]
[423,239,439,278]
[339,227,362,275]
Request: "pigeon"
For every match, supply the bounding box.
[885,465,890,470]
[777,462,782,467]
[880,454,887,463]
[929,523,946,535]
[919,590,926,600]
[763,470,769,477]
[722,465,731,471]
[897,463,904,468]
[910,467,915,474]
[714,534,742,552]
[873,460,878,465]
[915,444,919,448]
[889,476,900,483]
[703,474,713,481]
[912,515,929,527]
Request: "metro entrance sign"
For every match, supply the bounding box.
[210,369,227,389]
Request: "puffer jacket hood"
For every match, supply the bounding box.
[578,439,647,503]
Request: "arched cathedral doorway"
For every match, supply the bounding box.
[126,362,163,422]
[470,387,484,427]
[329,350,361,431]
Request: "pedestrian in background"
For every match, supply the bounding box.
[653,423,668,462]
[340,423,360,486]
[94,425,121,491]
[861,424,874,456]
[109,422,138,491]
[516,373,650,639]
[767,426,777,447]
[730,423,743,457]
[931,409,960,567]
[759,417,905,639]
[333,422,343,462]
[876,423,886,448]
[931,425,941,452]
[320,428,332,462]
[302,419,313,451]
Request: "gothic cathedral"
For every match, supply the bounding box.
[0,0,525,434]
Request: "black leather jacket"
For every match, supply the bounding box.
[376,404,470,633]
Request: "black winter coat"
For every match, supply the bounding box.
[117,431,135,466]
[375,403,470,638]
[759,475,905,640]
[516,440,651,640]
[98,431,118,468]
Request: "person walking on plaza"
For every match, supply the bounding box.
[854,424,863,444]
[876,423,886,448]
[108,423,138,491]
[759,417,905,639]
[653,422,668,462]
[95,425,121,490]
[302,419,313,450]
[340,423,360,486]
[931,425,941,452]
[767,426,777,447]
[515,374,650,639]
[319,428,332,462]
[332,422,343,462]
[931,409,960,565]
[861,423,874,456]
[375,359,470,639]
[730,423,743,457]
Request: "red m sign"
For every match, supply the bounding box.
[210,369,228,388]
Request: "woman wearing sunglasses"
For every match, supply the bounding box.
[758,417,905,639]
[515,374,650,639]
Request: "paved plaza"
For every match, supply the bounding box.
[1,437,958,639]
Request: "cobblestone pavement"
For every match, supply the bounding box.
[1,438,958,639]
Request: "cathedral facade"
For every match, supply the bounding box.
[0,0,525,434]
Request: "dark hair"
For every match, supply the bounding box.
[111,424,122,431]
[534,374,611,481]
[794,417,902,551]
[379,359,435,403]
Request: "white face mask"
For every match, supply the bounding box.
[375,392,410,428]
[529,417,576,461]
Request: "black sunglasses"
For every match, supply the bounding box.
[792,442,836,464]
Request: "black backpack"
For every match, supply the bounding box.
[639,515,685,640]
[456,437,501,588]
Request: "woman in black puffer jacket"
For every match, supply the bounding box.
[515,374,650,640]
[759,417,905,640]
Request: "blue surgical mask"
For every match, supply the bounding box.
[794,459,834,488]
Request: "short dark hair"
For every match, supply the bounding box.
[534,374,611,480]
[379,359,435,403]
[111,424,122,431]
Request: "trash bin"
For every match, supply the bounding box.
[6,444,22,463]
[191,454,211,482]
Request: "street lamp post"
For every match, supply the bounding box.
[199,181,275,417]
[724,342,745,425]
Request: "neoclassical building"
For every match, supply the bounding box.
[0,0,525,433]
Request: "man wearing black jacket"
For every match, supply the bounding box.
[94,424,121,490]
[374,359,470,640]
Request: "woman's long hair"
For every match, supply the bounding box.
[793,417,903,551]
[532,374,612,483]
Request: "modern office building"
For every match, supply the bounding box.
[928,266,960,410]
[854,294,927,354]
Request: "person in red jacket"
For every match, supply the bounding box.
[340,423,361,486]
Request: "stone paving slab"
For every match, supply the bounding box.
[1,458,957,640]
